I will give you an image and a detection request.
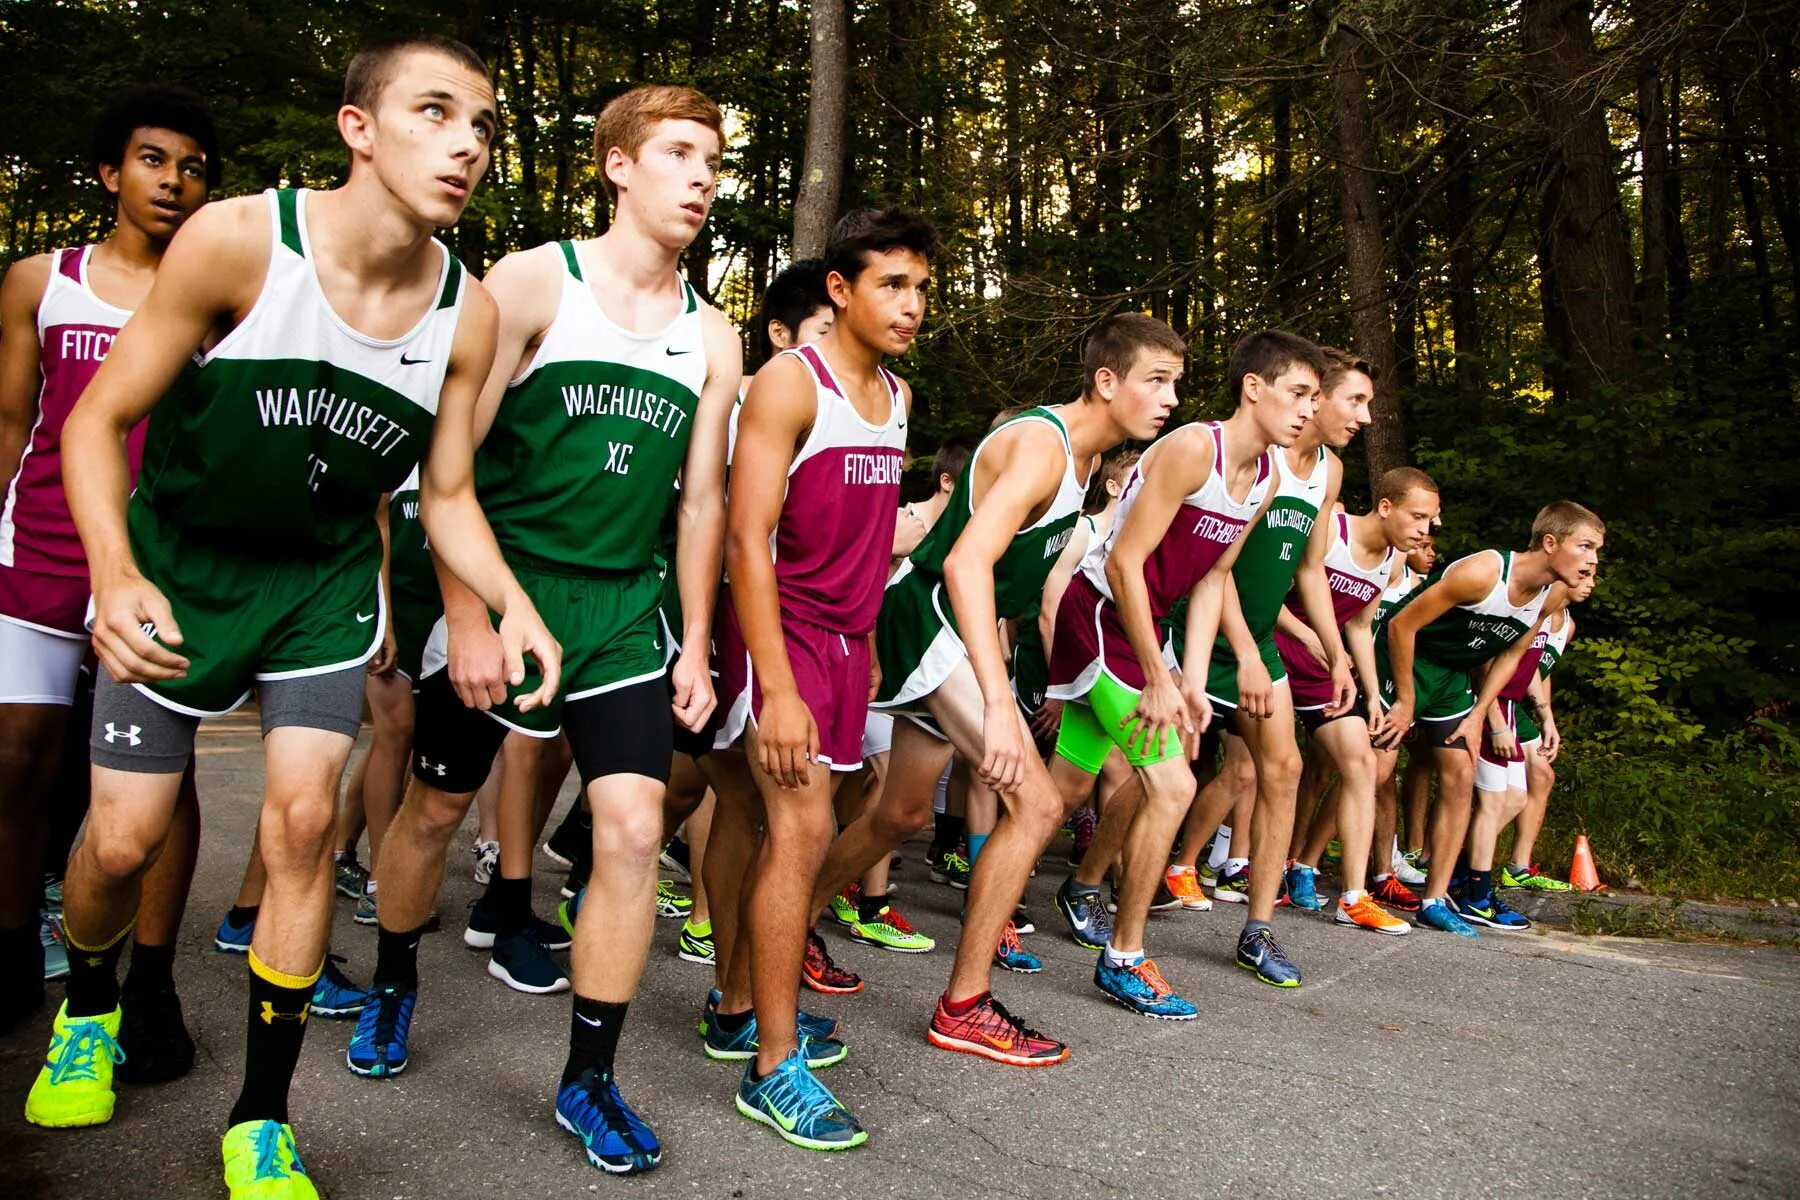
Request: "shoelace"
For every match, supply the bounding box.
[1131,958,1173,998]
[252,1121,292,1181]
[46,1019,125,1084]
[998,921,1024,956]
[943,852,970,873]
[319,954,357,996]
[579,1074,652,1153]
[361,989,410,1049]
[1245,928,1290,962]
[875,906,917,935]
[761,1060,845,1129]
[982,996,1047,1043]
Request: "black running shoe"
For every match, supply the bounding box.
[561,860,590,900]
[545,809,592,868]
[116,985,196,1084]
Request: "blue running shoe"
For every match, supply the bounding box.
[1282,864,1329,913]
[214,910,254,954]
[735,1048,867,1151]
[556,1067,661,1174]
[345,985,415,1078]
[701,988,837,1043]
[309,955,369,1018]
[1417,899,1480,939]
[557,888,584,938]
[1453,893,1530,932]
[1055,879,1112,950]
[1093,952,1198,1020]
[1235,927,1302,988]
[994,921,1041,973]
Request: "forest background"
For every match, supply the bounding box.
[2,0,1796,903]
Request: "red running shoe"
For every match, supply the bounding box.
[801,931,863,995]
[1371,875,1422,913]
[928,993,1069,1067]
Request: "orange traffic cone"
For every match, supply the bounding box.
[1569,835,1602,892]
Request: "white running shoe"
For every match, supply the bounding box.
[472,840,499,886]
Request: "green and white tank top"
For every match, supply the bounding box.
[476,240,706,574]
[1224,443,1329,641]
[134,188,463,552]
[900,406,1086,621]
[1414,549,1550,669]
[387,464,434,607]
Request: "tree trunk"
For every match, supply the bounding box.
[1637,53,1668,353]
[792,0,848,259]
[1521,0,1638,397]
[1325,20,1406,491]
[1446,124,1483,401]
[1665,60,1691,333]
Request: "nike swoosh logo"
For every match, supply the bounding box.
[356,611,375,623]
[983,1033,1015,1051]
[400,353,430,365]
[665,347,692,356]
[577,1013,603,1027]
[771,1103,800,1133]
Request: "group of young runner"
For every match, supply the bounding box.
[0,36,1607,1197]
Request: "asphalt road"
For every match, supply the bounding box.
[3,711,1797,1199]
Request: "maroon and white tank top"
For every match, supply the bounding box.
[771,343,907,635]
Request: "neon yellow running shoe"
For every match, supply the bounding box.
[656,880,694,919]
[827,884,861,929]
[24,1002,122,1127]
[222,1119,319,1199]
[848,904,935,953]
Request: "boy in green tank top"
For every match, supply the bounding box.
[807,314,1181,1069]
[1501,571,1591,891]
[360,85,740,1177]
[1377,500,1603,936]
[38,38,558,1200]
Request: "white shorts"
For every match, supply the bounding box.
[1475,751,1527,794]
[0,617,86,705]
[862,711,894,759]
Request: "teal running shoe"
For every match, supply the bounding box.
[1417,899,1479,939]
[994,921,1041,973]
[1235,927,1302,988]
[1282,864,1330,913]
[345,985,414,1078]
[308,955,369,1018]
[1093,952,1198,1020]
[556,1067,660,1174]
[735,1048,867,1150]
[701,988,838,1042]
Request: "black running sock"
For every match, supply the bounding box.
[1465,868,1494,908]
[122,941,176,995]
[226,904,259,928]
[931,814,966,858]
[562,996,628,1085]
[64,923,132,1017]
[485,874,532,938]
[228,950,318,1127]
[373,923,429,991]
[713,1007,752,1033]
[857,891,889,924]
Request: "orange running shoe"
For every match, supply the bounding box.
[928,993,1069,1067]
[1162,865,1213,911]
[1335,892,1412,936]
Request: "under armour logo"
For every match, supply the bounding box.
[259,1001,310,1025]
[419,758,447,777]
[104,723,143,746]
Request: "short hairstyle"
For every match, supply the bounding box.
[932,439,974,486]
[1082,313,1186,396]
[1085,448,1142,513]
[822,208,939,287]
[1530,500,1605,547]
[757,259,831,361]
[343,35,489,115]
[92,84,222,190]
[1226,329,1326,405]
[1377,466,1438,506]
[593,85,724,205]
[1317,344,1377,394]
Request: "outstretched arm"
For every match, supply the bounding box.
[1380,551,1501,745]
